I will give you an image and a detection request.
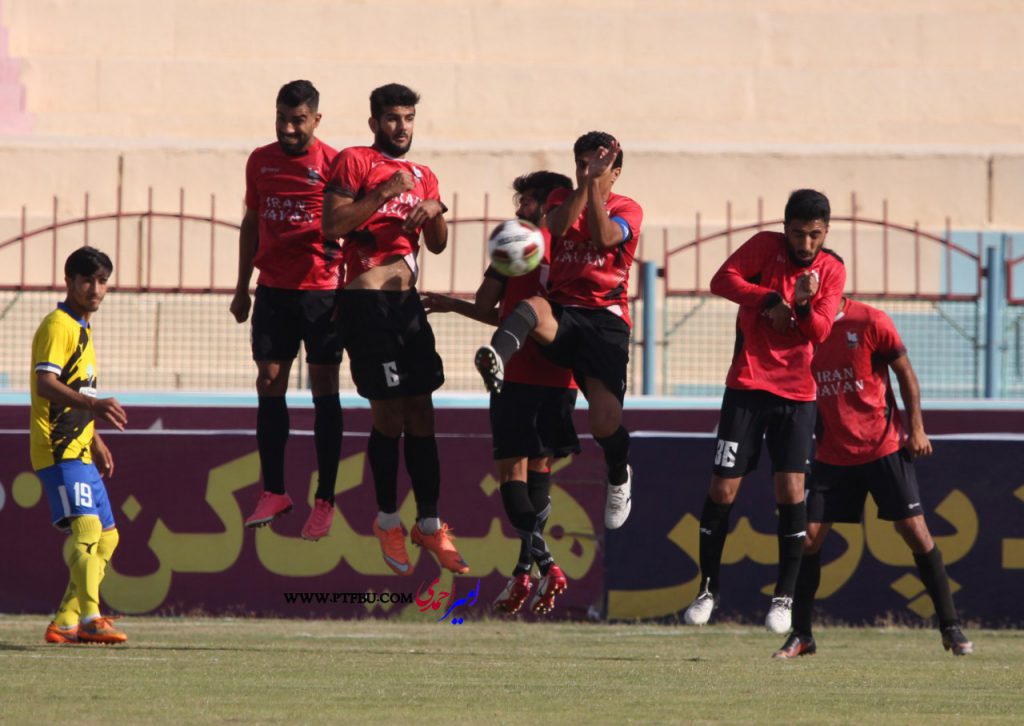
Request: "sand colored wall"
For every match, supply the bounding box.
[2,0,1023,145]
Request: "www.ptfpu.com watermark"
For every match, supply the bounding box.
[282,592,414,605]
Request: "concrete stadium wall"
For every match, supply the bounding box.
[2,1,1023,289]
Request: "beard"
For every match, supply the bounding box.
[277,132,311,156]
[375,130,412,157]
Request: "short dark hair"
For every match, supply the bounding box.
[513,170,573,204]
[65,246,113,278]
[276,80,319,111]
[573,131,623,169]
[369,83,420,119]
[785,189,831,225]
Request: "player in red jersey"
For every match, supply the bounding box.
[423,171,578,614]
[230,80,343,542]
[684,189,846,633]
[773,297,973,658]
[322,83,468,576]
[474,131,642,533]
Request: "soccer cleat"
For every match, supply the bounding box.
[529,564,568,615]
[684,578,719,626]
[301,498,335,541]
[373,520,412,576]
[77,617,127,645]
[44,622,79,644]
[941,625,974,656]
[494,572,533,614]
[604,465,632,530]
[474,345,504,394]
[244,491,294,528]
[411,522,470,575]
[772,632,817,659]
[765,596,794,634]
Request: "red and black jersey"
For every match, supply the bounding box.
[543,187,643,326]
[244,138,340,290]
[486,228,576,390]
[324,145,441,286]
[813,299,908,466]
[711,231,846,401]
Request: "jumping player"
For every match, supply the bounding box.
[322,83,468,576]
[773,297,973,658]
[474,132,642,532]
[683,189,846,633]
[423,171,577,614]
[231,80,343,541]
[34,247,128,645]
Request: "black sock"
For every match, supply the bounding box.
[698,496,733,595]
[594,426,630,486]
[256,396,289,495]
[490,301,538,364]
[914,546,960,629]
[792,551,820,637]
[526,469,552,532]
[500,480,553,574]
[404,434,441,520]
[312,394,342,503]
[367,428,400,513]
[776,501,808,597]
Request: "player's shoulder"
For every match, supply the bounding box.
[33,307,77,342]
[248,141,281,162]
[608,192,643,221]
[819,247,845,267]
[744,230,785,249]
[336,145,377,163]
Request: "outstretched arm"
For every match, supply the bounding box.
[421,276,504,326]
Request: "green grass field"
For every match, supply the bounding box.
[1,616,1021,723]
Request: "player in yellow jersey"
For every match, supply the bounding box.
[32,247,129,645]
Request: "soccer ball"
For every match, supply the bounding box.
[488,219,544,277]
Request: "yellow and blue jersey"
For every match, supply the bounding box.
[30,303,98,470]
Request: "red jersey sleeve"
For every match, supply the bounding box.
[868,308,907,363]
[545,186,570,212]
[710,232,782,308]
[610,197,642,243]
[794,254,846,344]
[325,147,370,199]
[423,168,441,202]
[244,151,259,211]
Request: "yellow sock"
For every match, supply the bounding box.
[97,528,119,584]
[53,582,80,627]
[68,515,104,621]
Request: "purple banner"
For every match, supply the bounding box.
[606,435,1024,627]
[0,406,605,620]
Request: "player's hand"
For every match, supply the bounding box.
[403,199,444,233]
[378,169,415,201]
[93,437,115,478]
[767,301,794,332]
[905,429,933,459]
[420,291,455,314]
[92,397,127,432]
[229,289,251,323]
[794,270,820,306]
[578,140,620,183]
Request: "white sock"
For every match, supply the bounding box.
[418,517,441,535]
[377,511,402,530]
[81,614,100,625]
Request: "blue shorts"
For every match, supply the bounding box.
[38,460,115,533]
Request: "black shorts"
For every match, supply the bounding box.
[490,382,580,461]
[711,387,816,477]
[539,303,630,404]
[336,288,444,400]
[251,286,343,365]
[808,449,923,523]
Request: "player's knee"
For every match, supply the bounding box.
[895,517,933,553]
